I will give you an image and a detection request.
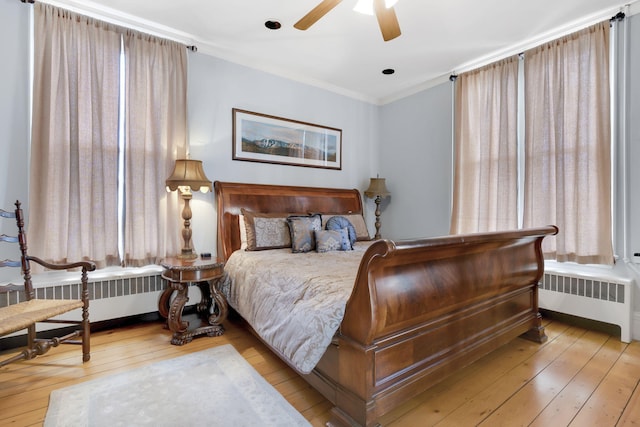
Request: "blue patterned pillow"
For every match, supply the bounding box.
[287,214,322,253]
[325,215,356,247]
[315,228,351,252]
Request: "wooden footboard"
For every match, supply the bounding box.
[317,227,558,426]
[214,181,557,427]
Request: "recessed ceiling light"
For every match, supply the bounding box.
[265,20,282,30]
[382,69,395,75]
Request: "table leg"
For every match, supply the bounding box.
[163,279,226,345]
[195,281,212,313]
[158,285,174,319]
[167,281,190,344]
[208,278,228,331]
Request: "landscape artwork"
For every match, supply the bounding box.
[232,108,342,170]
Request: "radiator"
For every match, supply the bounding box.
[0,270,173,335]
[538,271,633,342]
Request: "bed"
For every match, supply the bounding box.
[214,181,557,427]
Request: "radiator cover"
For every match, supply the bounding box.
[538,271,633,342]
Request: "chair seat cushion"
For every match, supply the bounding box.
[0,299,84,335]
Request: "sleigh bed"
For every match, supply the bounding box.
[214,181,557,427]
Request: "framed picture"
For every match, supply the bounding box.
[232,108,342,170]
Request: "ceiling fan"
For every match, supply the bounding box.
[294,0,401,42]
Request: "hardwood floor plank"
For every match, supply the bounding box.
[529,336,627,426]
[378,320,566,425]
[428,324,588,426]
[286,385,328,414]
[479,329,610,426]
[617,377,640,426]
[0,315,636,427]
[303,399,333,425]
[568,341,640,426]
[384,321,578,426]
[383,337,544,426]
[1,408,47,427]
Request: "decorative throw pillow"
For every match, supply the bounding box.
[287,214,322,253]
[321,213,370,241]
[238,214,247,250]
[241,209,296,251]
[325,216,356,248]
[315,228,351,252]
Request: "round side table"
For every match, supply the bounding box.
[158,257,227,345]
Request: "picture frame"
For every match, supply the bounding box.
[232,108,342,170]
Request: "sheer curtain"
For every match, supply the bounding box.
[30,3,121,268]
[524,21,613,265]
[451,56,519,234]
[123,30,186,266]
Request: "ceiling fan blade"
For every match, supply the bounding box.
[294,0,343,30]
[373,0,401,41]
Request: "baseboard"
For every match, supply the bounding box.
[0,311,164,352]
[634,311,640,341]
[540,309,622,338]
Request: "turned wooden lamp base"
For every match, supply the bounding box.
[364,177,390,240]
[373,195,383,240]
[178,191,198,259]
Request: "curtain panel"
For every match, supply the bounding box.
[451,55,519,234]
[123,30,187,267]
[523,21,613,265]
[30,3,121,268]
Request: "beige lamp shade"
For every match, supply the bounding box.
[364,177,390,198]
[165,159,212,193]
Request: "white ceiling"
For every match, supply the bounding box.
[47,0,636,105]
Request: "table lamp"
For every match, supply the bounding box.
[165,159,212,259]
[364,177,390,239]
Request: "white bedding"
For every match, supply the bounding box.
[219,242,372,374]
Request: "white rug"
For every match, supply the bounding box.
[44,344,311,427]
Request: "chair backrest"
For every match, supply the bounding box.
[1,201,35,300]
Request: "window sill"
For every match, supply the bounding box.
[1,264,164,288]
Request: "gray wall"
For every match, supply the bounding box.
[0,0,30,281]
[185,52,380,254]
[185,52,454,250]
[0,0,30,211]
[626,13,640,320]
[629,13,640,262]
[378,82,453,240]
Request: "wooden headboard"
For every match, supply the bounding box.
[214,181,364,262]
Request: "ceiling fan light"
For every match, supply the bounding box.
[353,0,373,15]
[354,0,399,15]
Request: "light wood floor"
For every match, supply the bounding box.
[1,315,639,426]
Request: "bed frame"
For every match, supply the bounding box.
[215,181,558,427]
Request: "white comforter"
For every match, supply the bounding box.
[219,242,372,374]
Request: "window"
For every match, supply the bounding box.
[27,3,187,269]
[452,21,613,265]
[451,56,519,233]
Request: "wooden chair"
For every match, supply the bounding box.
[0,201,96,367]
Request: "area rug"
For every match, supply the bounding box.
[44,344,310,427]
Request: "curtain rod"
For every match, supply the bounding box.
[451,6,628,76]
[610,12,625,22]
[19,0,198,51]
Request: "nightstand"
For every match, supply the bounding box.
[158,257,228,345]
